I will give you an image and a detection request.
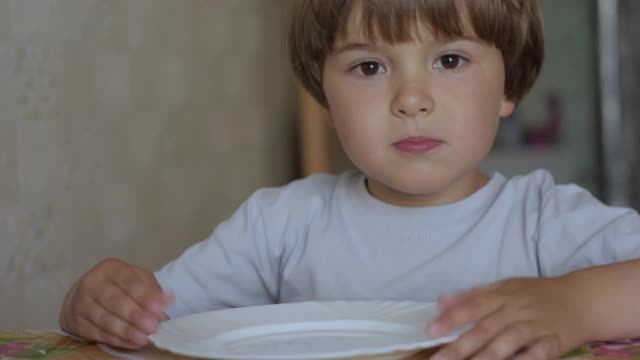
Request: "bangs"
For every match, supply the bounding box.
[289,0,544,105]
[336,0,469,43]
[334,0,528,51]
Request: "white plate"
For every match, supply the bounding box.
[149,301,465,360]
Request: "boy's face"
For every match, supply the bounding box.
[323,10,515,207]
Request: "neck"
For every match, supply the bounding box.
[366,169,490,207]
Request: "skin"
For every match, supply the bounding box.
[59,259,174,349]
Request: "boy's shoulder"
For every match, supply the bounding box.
[500,169,602,211]
[503,168,556,192]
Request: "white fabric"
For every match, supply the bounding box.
[155,170,640,319]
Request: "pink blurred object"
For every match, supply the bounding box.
[588,338,640,358]
[526,92,563,146]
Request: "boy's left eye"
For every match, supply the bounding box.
[434,54,467,70]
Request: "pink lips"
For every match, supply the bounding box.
[393,136,443,154]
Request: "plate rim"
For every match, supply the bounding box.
[149,300,461,360]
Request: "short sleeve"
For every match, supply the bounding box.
[537,184,640,277]
[154,190,283,318]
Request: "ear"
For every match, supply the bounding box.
[499,97,517,118]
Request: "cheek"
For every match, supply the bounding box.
[326,83,385,143]
[326,89,389,168]
[324,66,388,123]
[332,108,380,163]
[327,77,382,117]
[459,108,500,157]
[441,84,503,155]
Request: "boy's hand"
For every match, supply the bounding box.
[59,259,174,350]
[427,277,587,360]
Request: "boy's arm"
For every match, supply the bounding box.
[566,258,640,342]
[155,188,289,318]
[427,259,640,360]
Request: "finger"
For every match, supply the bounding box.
[431,306,513,360]
[470,321,545,360]
[81,295,150,347]
[112,270,168,319]
[86,259,161,314]
[59,282,79,333]
[429,293,503,337]
[438,293,470,310]
[160,291,176,319]
[91,283,161,335]
[513,336,562,360]
[132,266,171,311]
[75,315,143,350]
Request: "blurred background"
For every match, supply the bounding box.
[0,0,638,329]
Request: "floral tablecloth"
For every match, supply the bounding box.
[1,331,639,359]
[1,331,101,359]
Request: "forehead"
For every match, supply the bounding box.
[335,0,475,44]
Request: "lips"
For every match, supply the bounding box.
[393,136,443,154]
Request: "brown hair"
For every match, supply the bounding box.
[289,0,544,106]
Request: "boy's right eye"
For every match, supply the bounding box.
[352,61,386,76]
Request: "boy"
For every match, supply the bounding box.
[59,1,640,359]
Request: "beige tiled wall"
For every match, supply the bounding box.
[0,0,296,328]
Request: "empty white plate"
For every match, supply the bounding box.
[149,301,464,360]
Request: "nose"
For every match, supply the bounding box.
[391,84,434,118]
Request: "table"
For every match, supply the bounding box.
[1,331,639,359]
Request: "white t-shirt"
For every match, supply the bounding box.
[155,170,640,319]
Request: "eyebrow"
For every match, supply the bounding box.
[332,42,379,56]
[436,35,483,44]
[332,35,483,56]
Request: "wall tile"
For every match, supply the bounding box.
[129,50,159,110]
[14,46,64,122]
[10,0,62,44]
[0,1,10,43]
[0,208,20,280]
[94,51,132,110]
[0,117,18,208]
[157,55,189,109]
[0,46,19,208]
[0,239,25,323]
[123,0,152,49]
[99,181,138,246]
[123,111,168,173]
[18,198,74,328]
[59,50,97,117]
[0,46,17,114]
[17,121,69,203]
[190,1,232,56]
